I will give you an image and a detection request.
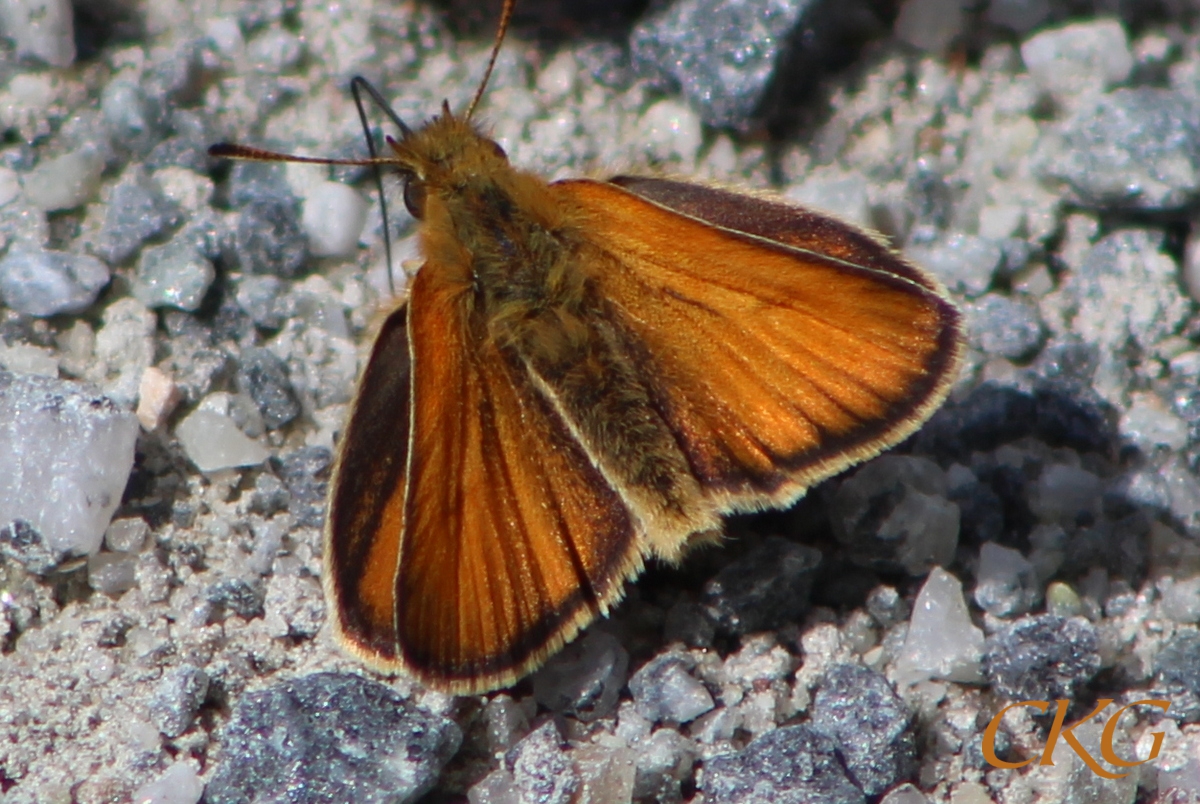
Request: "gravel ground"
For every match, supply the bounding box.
[3,1,1200,803]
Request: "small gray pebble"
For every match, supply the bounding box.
[272,447,332,529]
[235,274,288,329]
[1154,629,1200,723]
[206,577,266,619]
[233,197,309,277]
[134,232,215,311]
[0,248,110,317]
[1156,628,1200,700]
[633,728,696,802]
[101,79,167,156]
[968,293,1046,361]
[629,652,714,725]
[908,233,1002,298]
[150,664,210,738]
[504,721,578,804]
[86,552,138,596]
[865,585,909,629]
[631,0,806,129]
[663,598,716,648]
[0,0,76,66]
[0,520,65,575]
[531,630,628,722]
[1038,88,1200,211]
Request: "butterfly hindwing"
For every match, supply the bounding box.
[324,305,413,667]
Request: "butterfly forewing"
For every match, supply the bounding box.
[554,179,962,510]
[397,263,642,692]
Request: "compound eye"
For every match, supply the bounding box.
[403,179,426,219]
[489,140,506,160]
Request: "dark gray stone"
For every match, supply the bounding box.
[227,160,293,208]
[983,615,1100,701]
[702,724,866,804]
[828,456,959,576]
[663,598,716,648]
[948,478,1005,546]
[205,672,461,804]
[237,347,301,430]
[232,197,309,277]
[531,629,629,722]
[272,446,332,529]
[810,664,915,797]
[96,168,180,264]
[702,537,820,635]
[206,577,266,619]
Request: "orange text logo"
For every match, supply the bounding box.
[982,699,1169,779]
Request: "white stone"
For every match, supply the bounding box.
[130,761,204,804]
[1121,392,1189,452]
[0,166,21,207]
[786,165,872,228]
[0,343,58,376]
[175,409,269,472]
[0,0,75,67]
[1020,19,1133,103]
[0,373,138,556]
[302,181,369,257]
[638,99,702,169]
[20,147,104,211]
[894,567,985,685]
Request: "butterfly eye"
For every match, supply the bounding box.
[489,140,506,160]
[404,179,427,219]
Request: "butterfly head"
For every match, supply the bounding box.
[386,104,510,222]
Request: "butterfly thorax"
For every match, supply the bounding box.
[393,114,595,354]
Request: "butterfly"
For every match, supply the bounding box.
[210,0,963,694]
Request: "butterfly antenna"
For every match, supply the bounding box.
[350,76,413,297]
[465,0,516,120]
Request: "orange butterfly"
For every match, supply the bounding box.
[211,0,963,694]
